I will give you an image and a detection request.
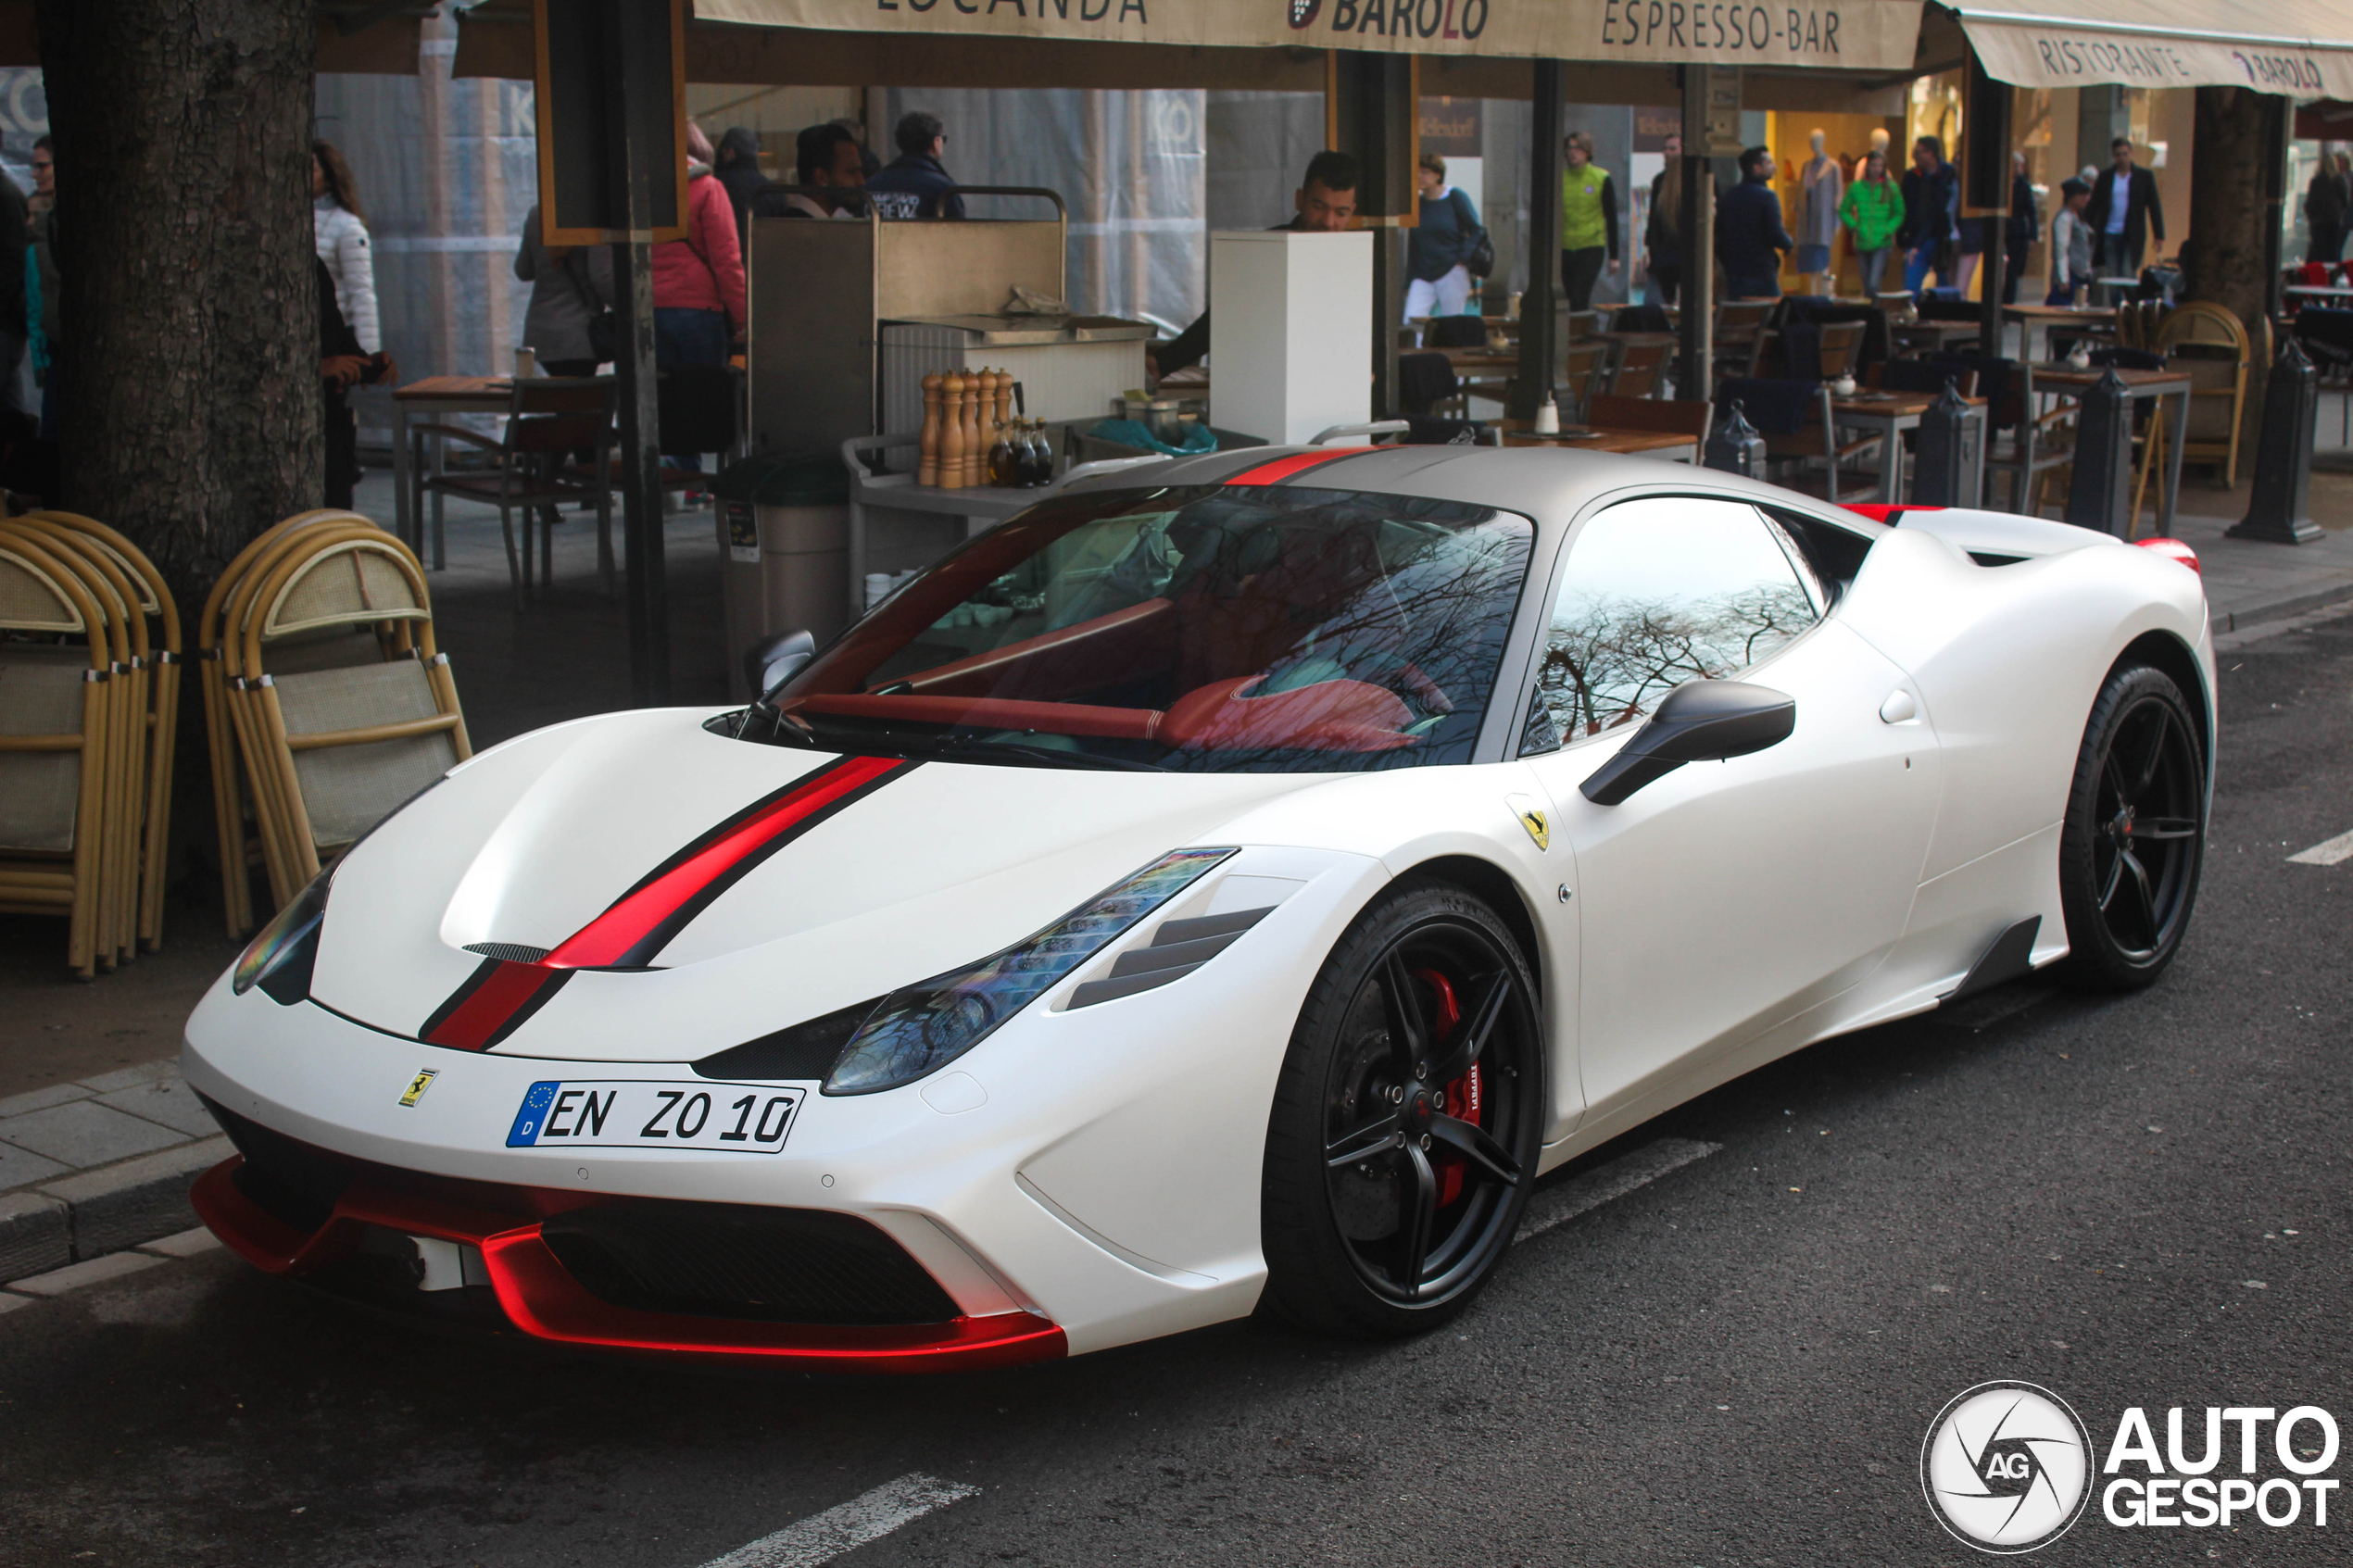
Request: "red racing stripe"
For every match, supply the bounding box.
[416,755,913,1050]
[1222,447,1375,486]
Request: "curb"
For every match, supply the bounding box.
[2209,581,2353,636]
[0,1135,230,1289]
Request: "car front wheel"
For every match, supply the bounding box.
[2057,662,2206,990]
[1259,879,1544,1337]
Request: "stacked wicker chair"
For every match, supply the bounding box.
[0,514,182,976]
[203,513,470,934]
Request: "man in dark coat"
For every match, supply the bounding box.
[1148,151,1360,380]
[2086,137,2164,278]
[865,112,964,220]
[2002,151,2040,305]
[1717,145,1793,301]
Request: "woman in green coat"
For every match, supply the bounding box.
[1839,148,1906,295]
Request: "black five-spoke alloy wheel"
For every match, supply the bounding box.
[2057,662,2206,989]
[1262,880,1543,1336]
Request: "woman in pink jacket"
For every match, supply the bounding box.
[651,123,747,474]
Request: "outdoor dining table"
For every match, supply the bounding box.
[1887,318,1984,356]
[2028,362,2194,533]
[1500,427,1699,462]
[1825,390,1988,504]
[2003,304,2117,365]
[391,374,517,571]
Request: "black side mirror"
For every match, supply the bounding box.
[745,629,816,702]
[1579,680,1796,805]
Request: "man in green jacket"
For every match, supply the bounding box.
[1838,147,1905,295]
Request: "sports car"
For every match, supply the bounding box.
[184,445,2213,1370]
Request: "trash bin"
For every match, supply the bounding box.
[711,452,851,699]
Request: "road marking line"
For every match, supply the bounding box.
[698,1473,980,1568]
[2288,828,2353,866]
[1516,1136,1722,1241]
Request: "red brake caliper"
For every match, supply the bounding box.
[1410,968,1480,1209]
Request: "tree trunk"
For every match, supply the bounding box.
[34,0,318,609]
[2181,85,2274,332]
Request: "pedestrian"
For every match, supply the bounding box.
[2046,178,2095,306]
[0,152,25,417]
[1558,132,1619,313]
[1405,153,1481,323]
[513,203,613,378]
[2310,154,2351,266]
[1149,151,1357,380]
[2086,137,2163,279]
[311,140,380,355]
[26,134,60,439]
[319,257,392,509]
[1838,145,1904,295]
[651,122,747,479]
[1717,144,1792,301]
[2002,150,2039,305]
[712,126,766,252]
[1642,132,1683,307]
[866,112,964,220]
[752,123,869,220]
[831,117,882,181]
[1897,135,1958,294]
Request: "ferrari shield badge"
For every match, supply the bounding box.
[1505,793,1549,850]
[398,1069,438,1108]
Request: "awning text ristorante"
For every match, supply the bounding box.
[696,0,1928,70]
[1948,1,2353,100]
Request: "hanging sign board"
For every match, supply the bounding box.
[698,0,1924,72]
[535,0,692,245]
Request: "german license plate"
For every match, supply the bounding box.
[505,1080,802,1153]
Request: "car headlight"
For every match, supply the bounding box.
[232,869,331,1002]
[823,847,1236,1096]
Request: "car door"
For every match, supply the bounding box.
[1517,494,1942,1121]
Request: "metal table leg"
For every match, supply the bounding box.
[392,401,412,550]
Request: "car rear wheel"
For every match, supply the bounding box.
[2057,662,2206,990]
[1259,880,1544,1337]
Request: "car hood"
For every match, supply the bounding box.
[305,709,1322,1062]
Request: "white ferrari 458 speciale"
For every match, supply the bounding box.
[185,445,2213,1370]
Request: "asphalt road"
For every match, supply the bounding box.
[5,612,2349,1568]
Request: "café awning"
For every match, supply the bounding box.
[1943,0,2353,100]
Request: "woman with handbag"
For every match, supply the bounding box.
[514,202,616,378]
[1405,153,1486,323]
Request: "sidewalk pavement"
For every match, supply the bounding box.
[2163,467,2353,635]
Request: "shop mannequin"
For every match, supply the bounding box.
[1796,129,1842,295]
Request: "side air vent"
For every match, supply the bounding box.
[464,942,553,963]
[1066,905,1275,1010]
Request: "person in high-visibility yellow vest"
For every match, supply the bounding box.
[1559,132,1619,314]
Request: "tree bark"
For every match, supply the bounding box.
[2180,85,2273,334]
[33,0,319,608]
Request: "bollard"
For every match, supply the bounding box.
[2228,337,2324,545]
[2064,366,2134,537]
[1706,400,1767,478]
[1912,378,1980,507]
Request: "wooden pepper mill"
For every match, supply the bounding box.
[961,369,986,486]
[917,372,943,487]
[994,373,1016,445]
[938,371,966,491]
[970,370,996,485]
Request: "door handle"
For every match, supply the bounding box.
[1880,690,1919,724]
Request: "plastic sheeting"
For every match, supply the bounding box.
[316,19,538,447]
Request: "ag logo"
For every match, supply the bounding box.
[1288,0,1321,27]
[1921,1382,2093,1553]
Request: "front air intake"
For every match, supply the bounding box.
[538,1201,959,1326]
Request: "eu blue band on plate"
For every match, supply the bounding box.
[508,1081,559,1148]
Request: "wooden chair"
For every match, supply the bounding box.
[1609,339,1674,399]
[0,532,117,976]
[1562,341,1612,420]
[414,377,615,605]
[1586,395,1710,445]
[199,509,377,935]
[1819,320,1867,379]
[1712,300,1775,389]
[224,527,471,899]
[2155,301,2253,486]
[1975,362,2078,516]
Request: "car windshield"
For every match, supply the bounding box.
[745,483,1535,773]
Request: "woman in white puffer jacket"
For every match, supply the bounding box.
[312,141,380,354]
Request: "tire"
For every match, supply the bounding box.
[2055,663,2207,991]
[1259,879,1545,1337]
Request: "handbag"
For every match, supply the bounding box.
[1455,190,1496,278]
[563,249,619,364]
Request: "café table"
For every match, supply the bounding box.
[392,375,515,571]
[2027,362,2193,533]
[2003,304,2117,366]
[1825,390,1988,504]
[1887,317,1984,356]
[1500,426,1700,463]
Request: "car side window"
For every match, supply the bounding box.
[1520,495,1822,755]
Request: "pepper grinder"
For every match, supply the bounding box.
[917,372,943,487]
[961,369,985,486]
[938,371,967,491]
